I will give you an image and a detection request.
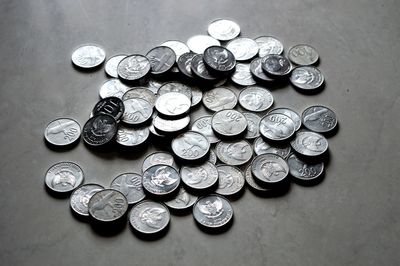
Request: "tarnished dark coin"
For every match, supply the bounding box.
[211,109,247,138]
[142,165,181,197]
[255,36,284,57]
[177,52,196,79]
[268,107,302,131]
[302,105,337,133]
[216,140,253,166]
[172,131,210,162]
[152,115,190,135]
[208,149,217,165]
[259,113,296,142]
[155,92,191,118]
[99,79,130,99]
[45,162,84,193]
[92,97,125,121]
[290,66,324,91]
[129,200,170,234]
[71,44,106,69]
[193,194,233,229]
[70,184,104,216]
[122,87,157,106]
[82,114,118,146]
[122,98,153,125]
[117,54,151,82]
[187,35,220,54]
[216,165,245,196]
[243,112,260,139]
[190,54,219,82]
[261,54,292,78]
[161,40,190,61]
[146,46,176,75]
[142,152,178,173]
[44,118,81,146]
[164,186,198,211]
[231,63,257,86]
[238,86,274,112]
[287,153,324,182]
[157,82,192,99]
[191,116,220,144]
[116,125,149,147]
[105,54,127,78]
[253,137,291,158]
[191,86,203,107]
[250,57,275,82]
[180,162,219,191]
[110,173,146,204]
[244,165,269,192]
[290,130,329,157]
[203,46,236,75]
[226,38,258,61]
[208,19,240,41]
[202,87,237,112]
[251,154,289,187]
[288,44,319,66]
[88,189,128,222]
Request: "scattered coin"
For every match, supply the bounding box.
[45,162,84,193]
[259,113,296,142]
[157,82,192,99]
[301,105,337,133]
[171,131,210,162]
[122,98,153,125]
[216,165,245,196]
[110,173,146,204]
[142,165,181,197]
[44,118,81,146]
[142,152,178,172]
[161,40,190,61]
[122,87,157,106]
[288,44,319,66]
[71,44,106,69]
[155,92,191,119]
[203,46,236,75]
[193,194,233,229]
[238,86,274,112]
[129,200,170,234]
[88,189,128,222]
[82,114,118,147]
[146,46,176,75]
[242,112,260,140]
[92,97,125,121]
[116,125,149,147]
[268,107,302,131]
[253,137,291,158]
[290,66,324,91]
[70,184,105,216]
[164,186,198,211]
[251,154,289,187]
[208,19,240,41]
[255,36,284,57]
[250,57,275,82]
[180,162,219,191]
[231,63,257,86]
[287,153,324,182]
[191,54,219,82]
[187,35,220,54]
[105,54,127,78]
[99,79,130,99]
[290,130,329,157]
[261,54,292,78]
[191,116,220,144]
[226,37,258,61]
[216,140,253,166]
[177,52,196,79]
[152,115,190,135]
[211,109,247,138]
[202,87,237,112]
[244,165,269,192]
[117,54,151,82]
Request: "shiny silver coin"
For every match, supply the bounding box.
[191,86,203,107]
[92,97,125,122]
[164,186,198,211]
[161,40,190,62]
[226,37,258,61]
[157,82,192,99]
[142,165,181,196]
[193,194,233,229]
[251,154,289,187]
[110,173,146,205]
[290,130,328,157]
[208,19,240,41]
[129,200,170,234]
[177,52,196,79]
[71,44,106,69]
[122,98,153,125]
[211,109,247,138]
[288,44,319,66]
[181,162,219,191]
[268,107,302,131]
[250,57,275,82]
[238,86,274,112]
[216,140,253,166]
[116,124,149,147]
[253,137,291,158]
[190,54,219,82]
[146,78,164,94]
[70,184,104,216]
[216,165,245,196]
[105,54,127,78]
[202,87,237,112]
[261,54,292,77]
[231,63,257,86]
[82,114,117,147]
[290,66,324,90]
[187,35,220,54]
[171,131,210,162]
[152,115,190,135]
[302,105,337,133]
[117,54,150,82]
[259,113,296,142]
[244,165,269,192]
[208,149,218,164]
[203,46,236,75]
[88,189,128,222]
[255,36,284,57]
[45,162,84,193]
[142,152,178,173]
[191,116,220,144]
[99,79,130,99]
[155,92,191,118]
[146,46,176,75]
[44,118,81,146]
[122,87,157,106]
[243,112,260,139]
[287,153,324,182]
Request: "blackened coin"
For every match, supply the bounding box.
[152,115,190,135]
[157,82,192,100]
[161,40,190,62]
[142,165,180,197]
[203,46,236,75]
[110,173,146,205]
[253,137,291,158]
[180,162,219,191]
[259,113,296,142]
[302,105,337,133]
[129,200,170,234]
[202,87,237,112]
[238,86,274,112]
[88,189,128,222]
[70,184,104,216]
[211,109,247,138]
[255,36,284,57]
[191,86,203,107]
[290,66,324,91]
[155,92,191,118]
[44,118,81,146]
[290,130,329,157]
[226,38,258,61]
[146,46,176,75]
[171,131,210,162]
[71,44,106,69]
[193,194,233,229]
[142,152,178,173]
[251,154,289,187]
[99,79,130,99]
[208,19,240,41]
[117,54,151,82]
[250,57,275,82]
[287,153,324,182]
[190,54,219,82]
[187,35,220,54]
[208,149,217,165]
[177,52,196,79]
[261,54,292,78]
[216,165,245,196]
[216,140,253,166]
[268,107,302,131]
[122,98,153,125]
[92,97,125,121]
[244,165,269,192]
[116,125,149,147]
[243,112,260,140]
[191,116,220,144]
[122,87,157,106]
[164,186,198,211]
[45,162,84,193]
[105,54,127,78]
[231,63,257,86]
[288,44,319,66]
[82,114,118,147]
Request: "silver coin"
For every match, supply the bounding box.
[216,140,253,166]
[253,137,292,158]
[191,116,220,144]
[152,115,190,135]
[110,173,146,205]
[208,149,218,164]
[268,107,302,131]
[259,113,296,141]
[71,44,106,69]
[202,87,237,112]
[250,57,275,82]
[164,186,198,210]
[105,54,127,78]
[142,165,181,196]
[180,162,219,190]
[122,87,157,106]
[211,109,247,138]
[193,194,233,228]
[208,19,240,41]
[244,165,269,192]
[238,86,274,112]
[88,189,128,222]
[117,54,150,81]
[290,66,324,90]
[261,54,293,77]
[226,38,258,61]
[243,112,260,139]
[255,36,284,57]
[231,63,257,86]
[99,79,130,99]
[157,82,192,99]
[70,184,104,216]
[287,153,324,181]
[171,131,210,162]
[290,130,328,157]
[288,44,319,66]
[161,40,190,61]
[187,35,220,54]
[251,154,289,186]
[122,98,153,125]
[116,124,149,147]
[191,86,203,107]
[216,165,245,196]
[147,78,164,94]
[302,105,337,133]
[142,152,178,173]
[146,46,176,75]
[129,200,170,234]
[45,162,84,193]
[155,92,191,118]
[44,118,81,146]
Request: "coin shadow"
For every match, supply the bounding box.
[194,216,234,235]
[44,184,71,199]
[291,171,326,187]
[224,187,246,202]
[323,122,339,138]
[129,223,170,241]
[70,207,91,223]
[265,79,290,90]
[90,218,128,237]
[292,82,325,95]
[72,62,104,73]
[44,137,80,152]
[167,207,193,216]
[247,182,292,198]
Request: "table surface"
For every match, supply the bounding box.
[1,0,399,265]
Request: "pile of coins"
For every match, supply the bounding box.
[44,19,337,236]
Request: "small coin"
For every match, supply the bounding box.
[268,107,302,131]
[208,149,218,164]
[255,36,284,57]
[110,173,146,204]
[142,165,181,197]
[203,46,236,75]
[202,87,237,112]
[211,109,247,138]
[71,44,106,69]
[231,63,257,86]
[177,52,196,79]
[242,112,260,139]
[171,131,210,162]
[226,38,258,61]
[117,54,151,82]
[105,54,127,78]
[287,153,324,182]
[82,114,117,146]
[216,165,245,196]
[259,113,296,142]
[253,137,292,158]
[187,35,221,54]
[88,189,128,222]
[244,165,269,192]
[122,87,157,106]
[152,115,190,135]
[142,152,178,173]
[191,116,220,144]
[122,98,153,125]
[288,44,319,66]
[216,140,253,166]
[208,19,240,41]
[44,118,81,146]
[251,154,289,187]
[190,54,219,82]
[250,57,275,82]
[302,105,337,133]
[261,54,292,77]
[191,86,203,107]
[290,66,324,91]
[180,162,219,191]
[238,86,274,112]
[146,46,176,75]
[193,194,233,229]
[155,92,191,119]
[290,130,328,157]
[129,200,170,234]
[92,97,125,121]
[70,184,104,216]
[161,40,190,61]
[116,124,149,147]
[45,162,84,193]
[99,79,130,99]
[164,187,198,210]
[157,82,192,99]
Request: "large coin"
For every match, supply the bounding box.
[142,152,178,172]
[288,44,319,66]
[70,184,104,216]
[203,46,236,75]
[238,86,274,112]
[45,162,84,193]
[92,97,125,121]
[44,118,81,146]
[122,87,157,106]
[268,107,302,131]
[261,54,292,77]
[191,116,220,144]
[155,92,191,118]
[290,66,324,91]
[180,162,219,191]
[116,125,149,147]
[117,54,150,82]
[171,131,210,162]
[290,130,328,157]
[146,46,176,75]
[231,63,257,86]
[187,35,220,54]
[211,109,247,138]
[226,38,258,61]
[142,165,180,197]
[71,44,105,69]
[202,87,237,112]
[253,137,291,158]
[122,98,153,125]
[216,165,245,196]
[259,113,296,142]
[193,194,233,229]
[105,54,127,78]
[164,186,198,211]
[110,173,146,204]
[99,79,130,99]
[251,154,289,187]
[216,140,253,166]
[88,189,128,222]
[255,36,284,57]
[82,114,117,147]
[243,112,260,139]
[287,153,324,182]
[208,19,240,41]
[129,200,170,234]
[301,105,337,133]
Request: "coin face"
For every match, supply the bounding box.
[226,38,258,61]
[110,173,146,204]
[268,107,302,131]
[70,184,104,216]
[122,87,157,106]
[290,66,324,90]
[259,113,296,142]
[202,87,237,112]
[171,131,210,162]
[203,46,236,74]
[99,79,130,99]
[146,46,176,75]
[244,165,269,192]
[177,52,196,78]
[142,152,178,172]
[216,140,253,166]
[152,115,190,135]
[287,153,324,181]
[157,82,192,100]
[44,118,81,146]
[231,63,257,86]
[180,162,219,190]
[216,165,245,196]
[187,35,221,54]
[92,97,125,121]
[117,54,151,81]
[129,201,170,234]
[302,105,337,133]
[116,125,149,147]
[251,154,289,186]
[191,86,203,107]
[82,114,117,146]
[191,116,220,144]
[45,162,84,193]
[122,98,153,125]
[243,112,260,139]
[105,54,127,78]
[290,130,329,157]
[142,165,181,196]
[190,54,218,82]
[208,19,240,41]
[155,92,191,118]
[239,86,274,112]
[71,44,106,69]
[261,54,292,77]
[250,57,274,82]
[211,109,247,138]
[161,40,190,61]
[253,137,291,158]
[288,44,319,66]
[193,195,233,228]
[255,36,284,57]
[88,189,128,222]
[164,187,198,210]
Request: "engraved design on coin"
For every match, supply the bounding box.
[139,207,166,228]
[193,195,233,228]
[122,98,153,125]
[251,154,289,184]
[130,201,170,234]
[122,87,156,106]
[45,118,81,146]
[287,153,324,181]
[82,114,117,146]
[288,44,319,66]
[216,165,245,195]
[290,66,324,90]
[164,187,198,210]
[216,140,253,166]
[255,36,284,57]
[70,184,104,216]
[142,152,178,172]
[191,116,220,144]
[146,46,176,74]
[268,107,302,131]
[99,79,130,99]
[71,45,106,68]
[202,87,237,112]
[105,55,127,78]
[180,162,219,190]
[45,162,84,193]
[290,131,328,157]
[239,86,274,112]
[208,19,240,41]
[231,63,256,86]
[262,54,292,77]
[155,92,191,118]
[88,189,128,222]
[243,112,260,139]
[172,131,210,161]
[118,55,150,81]
[161,40,190,61]
[187,35,221,54]
[110,173,145,205]
[302,105,337,133]
[212,109,247,137]
[253,137,291,158]
[142,165,180,196]
[116,125,149,147]
[259,113,295,141]
[226,38,259,61]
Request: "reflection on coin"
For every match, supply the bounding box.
[290,66,324,91]
[45,162,84,193]
[105,54,127,78]
[255,36,284,57]
[216,165,245,196]
[129,200,170,234]
[122,98,153,125]
[71,44,106,69]
[164,186,198,210]
[152,115,190,135]
[181,162,219,191]
[70,184,104,216]
[216,140,253,166]
[301,105,337,133]
[92,97,125,121]
[202,87,237,112]
[191,54,219,82]
[239,86,274,112]
[146,46,176,75]
[261,54,292,77]
[244,165,269,192]
[157,82,192,99]
[290,130,328,157]
[203,46,236,75]
[172,131,210,162]
[259,113,295,142]
[250,57,275,82]
[177,52,196,79]
[212,109,247,138]
[226,38,258,61]
[142,165,181,197]
[287,153,324,182]
[208,19,240,41]
[88,189,128,222]
[82,114,117,147]
[110,173,146,204]
[161,40,190,61]
[231,63,256,86]
[122,87,157,106]
[268,107,302,131]
[193,194,233,229]
[251,154,289,187]
[116,125,149,147]
[99,79,130,99]
[44,118,81,146]
[117,54,151,82]
[187,35,220,54]
[288,44,319,66]
[191,116,220,144]
[142,152,178,172]
[155,92,191,118]
[253,137,291,158]
[243,112,260,140]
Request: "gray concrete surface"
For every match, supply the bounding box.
[0,0,399,265]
